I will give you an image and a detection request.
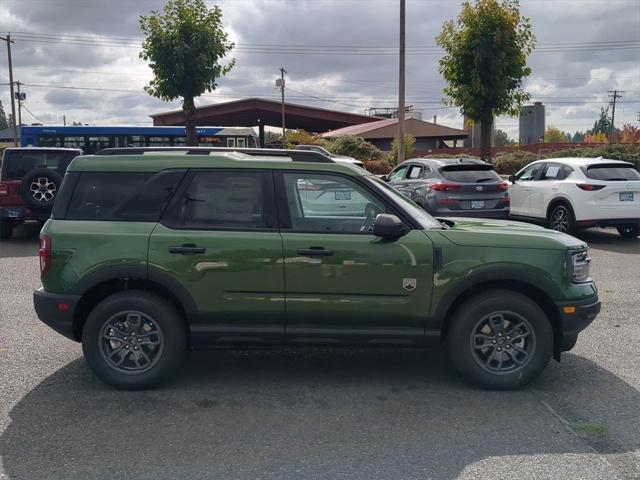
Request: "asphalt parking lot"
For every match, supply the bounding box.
[0,223,638,480]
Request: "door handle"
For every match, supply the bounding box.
[168,244,206,254]
[297,247,333,257]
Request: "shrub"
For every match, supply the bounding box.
[390,134,416,165]
[542,145,640,167]
[492,150,539,174]
[363,159,393,174]
[324,135,385,162]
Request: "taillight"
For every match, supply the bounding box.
[498,181,509,191]
[39,235,52,276]
[577,183,605,191]
[499,196,510,203]
[431,182,461,191]
[0,184,8,196]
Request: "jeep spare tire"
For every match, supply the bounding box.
[20,168,63,211]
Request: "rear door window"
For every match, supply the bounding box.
[584,164,640,181]
[440,164,500,183]
[65,170,185,221]
[540,163,571,181]
[407,165,423,179]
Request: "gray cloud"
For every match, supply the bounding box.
[0,0,638,139]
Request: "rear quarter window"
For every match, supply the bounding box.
[439,165,500,183]
[64,170,185,221]
[583,164,640,181]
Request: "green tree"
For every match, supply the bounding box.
[391,135,416,164]
[140,0,235,146]
[325,135,385,161]
[590,107,612,135]
[571,131,584,143]
[544,126,569,143]
[495,128,515,146]
[0,101,8,130]
[436,0,535,162]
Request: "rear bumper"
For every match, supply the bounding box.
[33,288,81,341]
[556,296,601,339]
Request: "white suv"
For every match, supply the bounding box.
[508,157,640,238]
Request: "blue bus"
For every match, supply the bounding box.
[20,125,259,154]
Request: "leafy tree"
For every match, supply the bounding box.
[436,0,535,162]
[544,126,569,143]
[283,129,317,148]
[495,128,515,146]
[140,0,235,146]
[589,107,612,135]
[325,135,385,161]
[0,101,8,130]
[620,124,640,145]
[584,131,608,144]
[391,135,416,164]
[571,131,584,143]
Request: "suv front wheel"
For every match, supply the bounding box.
[82,290,187,390]
[448,290,553,390]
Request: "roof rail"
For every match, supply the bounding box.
[94,146,335,163]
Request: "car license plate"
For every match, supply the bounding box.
[619,192,634,202]
[335,191,351,201]
[4,208,23,219]
[471,200,485,209]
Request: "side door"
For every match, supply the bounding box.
[509,162,544,217]
[148,169,285,344]
[275,170,434,343]
[536,162,567,218]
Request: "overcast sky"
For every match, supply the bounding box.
[1,0,639,139]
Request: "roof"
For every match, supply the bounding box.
[0,127,20,140]
[68,152,365,176]
[320,117,469,139]
[3,146,82,152]
[151,97,383,132]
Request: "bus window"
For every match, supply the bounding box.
[86,136,112,154]
[237,138,246,148]
[173,136,187,146]
[148,136,171,146]
[38,136,63,147]
[198,136,223,146]
[227,138,236,147]
[127,136,146,147]
[63,136,86,151]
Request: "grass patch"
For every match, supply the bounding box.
[575,422,608,436]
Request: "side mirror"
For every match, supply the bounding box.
[373,214,406,239]
[380,174,389,182]
[508,174,516,184]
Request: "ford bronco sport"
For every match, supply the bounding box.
[0,147,81,239]
[33,149,600,390]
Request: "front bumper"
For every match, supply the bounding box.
[556,296,601,339]
[33,288,81,341]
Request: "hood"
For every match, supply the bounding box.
[438,217,588,250]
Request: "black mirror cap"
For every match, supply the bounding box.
[373,214,406,238]
[508,174,515,183]
[380,174,389,182]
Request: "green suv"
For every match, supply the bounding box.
[33,150,600,390]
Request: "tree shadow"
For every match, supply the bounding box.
[1,348,638,479]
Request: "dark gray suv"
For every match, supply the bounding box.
[385,158,509,218]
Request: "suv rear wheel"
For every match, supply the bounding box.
[20,168,63,211]
[82,290,187,390]
[616,223,639,239]
[447,290,553,390]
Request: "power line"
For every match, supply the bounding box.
[22,103,44,123]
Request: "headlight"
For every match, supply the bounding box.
[568,249,591,283]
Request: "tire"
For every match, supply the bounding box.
[82,290,187,390]
[616,223,639,239]
[447,290,553,390]
[0,219,13,240]
[19,168,63,211]
[548,203,574,234]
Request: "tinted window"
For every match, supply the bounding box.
[440,165,500,183]
[178,171,273,229]
[0,150,78,180]
[584,164,640,181]
[282,172,387,233]
[66,171,183,221]
[540,163,571,181]
[515,163,543,181]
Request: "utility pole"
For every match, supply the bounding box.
[397,0,406,163]
[608,89,624,143]
[15,81,24,127]
[277,67,287,147]
[0,34,18,146]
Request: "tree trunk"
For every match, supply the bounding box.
[480,111,493,163]
[183,96,197,146]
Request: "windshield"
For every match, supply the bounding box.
[365,176,442,229]
[440,164,500,183]
[584,164,640,181]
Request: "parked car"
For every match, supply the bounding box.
[0,147,81,239]
[384,158,509,218]
[34,148,599,391]
[509,157,640,238]
[294,144,365,169]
